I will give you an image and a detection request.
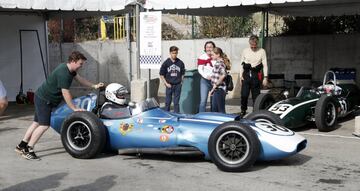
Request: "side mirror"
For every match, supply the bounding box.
[128,101,136,108]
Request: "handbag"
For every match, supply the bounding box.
[225,73,234,91]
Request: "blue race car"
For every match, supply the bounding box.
[50,93,307,172]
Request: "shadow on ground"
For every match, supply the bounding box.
[253,154,312,170]
[62,175,117,191]
[2,173,117,191]
[0,103,34,121]
[2,172,68,191]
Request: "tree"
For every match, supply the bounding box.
[280,15,360,36]
[162,23,184,40]
[48,17,100,43]
[199,16,255,38]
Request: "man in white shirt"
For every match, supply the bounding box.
[0,80,8,115]
[240,35,268,116]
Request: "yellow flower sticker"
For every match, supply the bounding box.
[160,134,170,142]
[161,125,174,134]
[119,123,134,135]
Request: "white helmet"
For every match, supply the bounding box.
[105,83,128,105]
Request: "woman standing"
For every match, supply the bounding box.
[209,47,231,113]
[198,41,216,112]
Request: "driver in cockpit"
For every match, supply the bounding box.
[100,83,131,119]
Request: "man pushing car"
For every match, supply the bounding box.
[15,51,104,160]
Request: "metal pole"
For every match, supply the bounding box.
[148,69,151,98]
[19,30,23,94]
[191,16,195,39]
[266,11,269,37]
[146,9,150,98]
[35,30,47,79]
[126,13,132,83]
[261,10,266,48]
[60,13,64,62]
[44,14,50,76]
[136,4,141,80]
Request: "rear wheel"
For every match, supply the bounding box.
[208,121,260,172]
[253,93,275,112]
[245,110,284,126]
[61,111,106,159]
[315,95,338,132]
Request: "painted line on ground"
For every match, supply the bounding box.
[299,132,360,140]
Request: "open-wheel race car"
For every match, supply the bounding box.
[50,85,307,172]
[247,71,360,132]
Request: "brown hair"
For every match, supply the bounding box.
[213,47,231,70]
[68,51,87,62]
[169,46,179,52]
[249,35,259,43]
[204,41,216,51]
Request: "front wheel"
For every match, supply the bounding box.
[61,111,106,159]
[208,122,260,172]
[315,95,338,132]
[253,93,275,112]
[245,110,284,126]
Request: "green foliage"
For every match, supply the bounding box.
[162,22,184,40]
[199,16,255,38]
[48,17,100,43]
[281,15,360,35]
[74,17,100,42]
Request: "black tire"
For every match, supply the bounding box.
[208,121,260,172]
[61,111,106,159]
[245,110,284,126]
[315,95,338,132]
[253,93,275,112]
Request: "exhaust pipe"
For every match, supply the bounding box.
[118,147,204,156]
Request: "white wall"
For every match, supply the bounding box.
[266,35,360,85]
[49,38,249,97]
[0,15,47,101]
[49,35,360,98]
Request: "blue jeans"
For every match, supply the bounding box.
[211,89,226,113]
[165,84,182,113]
[199,77,212,112]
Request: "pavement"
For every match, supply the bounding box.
[0,99,360,191]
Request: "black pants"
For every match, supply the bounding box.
[165,84,182,113]
[241,76,261,112]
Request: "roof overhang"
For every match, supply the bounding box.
[144,0,360,16]
[0,0,132,18]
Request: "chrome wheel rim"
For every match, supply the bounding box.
[216,131,250,165]
[67,121,92,151]
[325,102,336,126]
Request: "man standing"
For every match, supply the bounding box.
[15,51,104,160]
[240,35,268,116]
[160,46,185,113]
[0,80,8,115]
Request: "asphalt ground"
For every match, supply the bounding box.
[0,99,360,191]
